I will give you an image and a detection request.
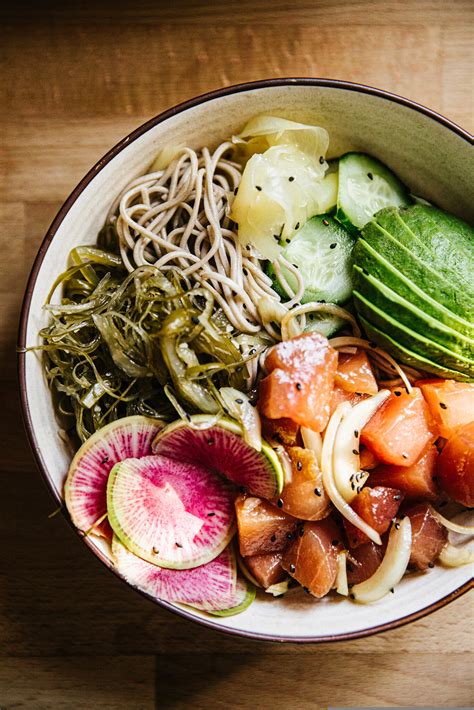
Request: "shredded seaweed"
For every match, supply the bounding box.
[33,247,256,443]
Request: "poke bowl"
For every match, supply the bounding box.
[18,79,474,642]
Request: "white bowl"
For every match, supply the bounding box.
[18,79,474,642]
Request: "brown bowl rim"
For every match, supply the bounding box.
[17,77,474,644]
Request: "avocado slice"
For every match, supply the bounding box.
[358,315,473,383]
[352,239,474,339]
[353,266,474,358]
[354,291,474,378]
[361,220,474,320]
[380,206,474,289]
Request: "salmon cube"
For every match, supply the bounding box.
[235,495,297,557]
[361,387,438,466]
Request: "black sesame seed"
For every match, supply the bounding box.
[207,512,215,517]
[294,222,300,230]
[428,562,435,569]
[355,392,362,397]
[191,315,200,325]
[354,430,359,438]
[351,482,355,490]
[314,487,321,496]
[293,263,299,269]
[367,172,374,180]
[362,268,369,276]
[101,456,109,465]
[394,390,401,396]
[402,453,409,459]
[290,563,296,573]
[322,219,329,226]
[352,449,359,456]
[330,242,337,249]
[243,268,248,276]
[255,185,262,191]
[152,547,159,554]
[249,348,256,355]
[285,238,291,244]
[270,534,277,542]
[319,156,325,164]
[296,461,303,471]
[295,382,302,391]
[394,494,401,501]
[395,522,400,530]
[289,176,295,182]
[277,498,283,508]
[207,439,214,445]
[390,587,395,593]
[287,532,294,541]
[175,542,182,548]
[234,187,238,195]
[235,398,243,404]
[439,402,448,409]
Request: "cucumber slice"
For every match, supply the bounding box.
[337,153,411,233]
[270,215,355,304]
[304,312,346,338]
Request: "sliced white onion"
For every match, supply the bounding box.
[335,550,349,596]
[257,297,287,327]
[430,507,474,535]
[301,427,323,468]
[439,543,474,568]
[333,390,390,502]
[265,580,291,596]
[351,517,412,603]
[219,387,262,452]
[321,402,382,545]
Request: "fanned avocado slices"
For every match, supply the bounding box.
[361,214,474,320]
[354,291,474,379]
[352,205,474,381]
[359,316,473,382]
[352,266,474,358]
[352,239,474,339]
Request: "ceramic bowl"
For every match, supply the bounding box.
[18,79,474,642]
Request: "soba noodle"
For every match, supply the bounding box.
[108,143,304,336]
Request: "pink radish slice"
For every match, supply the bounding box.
[64,416,164,540]
[107,455,236,569]
[112,538,255,616]
[152,417,283,499]
[112,537,237,611]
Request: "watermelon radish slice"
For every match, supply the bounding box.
[64,416,164,540]
[111,537,254,614]
[210,577,256,617]
[152,416,284,499]
[107,455,236,569]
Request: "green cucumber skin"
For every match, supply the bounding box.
[352,239,474,338]
[352,266,474,358]
[359,315,473,383]
[336,152,411,232]
[362,221,474,319]
[354,291,474,378]
[370,207,474,300]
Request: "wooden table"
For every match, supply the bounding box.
[1,2,473,707]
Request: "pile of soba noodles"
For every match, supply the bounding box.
[34,116,414,443]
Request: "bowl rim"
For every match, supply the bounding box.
[17,77,474,644]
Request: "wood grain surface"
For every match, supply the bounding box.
[1,1,473,708]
